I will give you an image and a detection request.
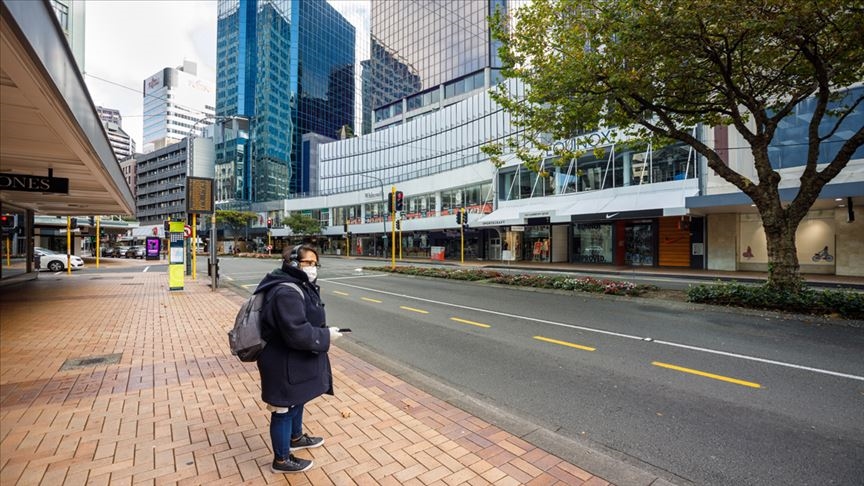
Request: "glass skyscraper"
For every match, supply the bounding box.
[365,0,506,132]
[215,0,355,202]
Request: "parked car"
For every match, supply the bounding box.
[100,246,114,257]
[125,246,145,259]
[33,247,84,272]
[110,246,130,258]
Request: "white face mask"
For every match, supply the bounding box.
[302,265,318,282]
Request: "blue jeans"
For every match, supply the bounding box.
[270,404,305,460]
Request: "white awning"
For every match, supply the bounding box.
[564,180,699,218]
[474,180,699,226]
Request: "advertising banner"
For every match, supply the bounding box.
[169,221,185,290]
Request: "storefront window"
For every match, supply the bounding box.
[441,183,493,214]
[333,205,362,225]
[364,201,387,223]
[522,225,550,262]
[625,222,654,266]
[405,193,435,219]
[573,223,613,263]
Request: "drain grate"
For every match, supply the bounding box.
[60,353,122,371]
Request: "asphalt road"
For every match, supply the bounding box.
[107,256,864,485]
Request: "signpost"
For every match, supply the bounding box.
[186,177,214,287]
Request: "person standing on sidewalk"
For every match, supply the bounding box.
[254,243,342,473]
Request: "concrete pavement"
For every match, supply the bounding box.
[0,263,653,485]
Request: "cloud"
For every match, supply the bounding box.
[84,1,217,149]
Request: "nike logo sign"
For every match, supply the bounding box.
[605,213,619,219]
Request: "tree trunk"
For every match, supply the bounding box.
[763,221,803,292]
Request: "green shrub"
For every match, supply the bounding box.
[687,281,863,319]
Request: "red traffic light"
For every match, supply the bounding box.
[267,218,273,229]
[0,214,14,230]
[395,191,404,211]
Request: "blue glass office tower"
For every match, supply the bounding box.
[365,0,506,132]
[215,0,355,202]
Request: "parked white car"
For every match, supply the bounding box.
[34,247,85,272]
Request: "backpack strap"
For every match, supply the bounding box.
[279,282,304,301]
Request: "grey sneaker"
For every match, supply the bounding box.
[290,433,324,450]
[271,455,313,473]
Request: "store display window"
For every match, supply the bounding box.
[573,223,613,263]
[523,225,550,262]
[625,221,654,266]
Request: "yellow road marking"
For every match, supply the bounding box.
[400,306,429,314]
[333,291,350,296]
[362,297,382,303]
[533,336,595,352]
[652,361,762,389]
[450,317,490,328]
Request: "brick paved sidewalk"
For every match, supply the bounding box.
[0,272,613,485]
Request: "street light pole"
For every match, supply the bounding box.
[358,173,387,256]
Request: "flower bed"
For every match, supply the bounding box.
[364,266,655,296]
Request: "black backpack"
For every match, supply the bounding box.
[228,282,303,362]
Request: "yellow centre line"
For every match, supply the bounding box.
[362,297,382,303]
[450,317,490,328]
[534,336,595,352]
[333,291,350,296]
[400,306,429,314]
[652,361,762,389]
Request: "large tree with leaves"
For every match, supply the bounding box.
[489,0,864,291]
[215,210,258,252]
[284,212,322,238]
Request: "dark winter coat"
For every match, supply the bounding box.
[254,262,333,407]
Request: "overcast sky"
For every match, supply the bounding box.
[83,0,370,150]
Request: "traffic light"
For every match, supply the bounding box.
[343,222,349,233]
[89,216,95,226]
[0,214,14,232]
[395,191,404,211]
[456,209,463,224]
[164,220,170,232]
[387,192,395,213]
[70,217,78,228]
[395,220,401,231]
[267,217,273,229]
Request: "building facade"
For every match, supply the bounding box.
[366,0,506,132]
[134,140,190,226]
[214,0,355,203]
[49,0,84,70]
[258,77,863,277]
[142,61,215,152]
[96,106,136,161]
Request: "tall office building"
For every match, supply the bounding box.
[366,0,507,131]
[215,0,355,203]
[50,0,85,70]
[142,61,215,152]
[96,106,136,160]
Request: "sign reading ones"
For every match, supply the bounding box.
[0,173,69,194]
[186,177,214,214]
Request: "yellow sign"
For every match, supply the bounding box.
[186,177,214,214]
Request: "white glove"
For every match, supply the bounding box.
[328,327,343,341]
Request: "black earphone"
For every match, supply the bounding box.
[287,244,303,268]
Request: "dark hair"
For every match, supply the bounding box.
[283,244,318,266]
